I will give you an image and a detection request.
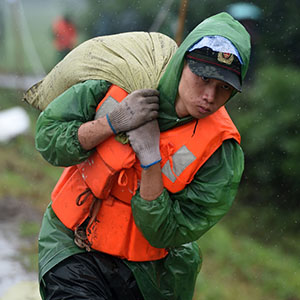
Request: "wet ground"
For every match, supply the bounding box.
[0,197,42,299]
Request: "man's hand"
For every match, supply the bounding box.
[107,89,159,134]
[127,120,161,169]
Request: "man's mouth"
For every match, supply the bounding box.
[198,106,210,114]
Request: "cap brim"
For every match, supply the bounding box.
[187,59,242,92]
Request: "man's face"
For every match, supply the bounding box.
[175,63,234,119]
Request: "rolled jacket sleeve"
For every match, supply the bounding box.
[35,80,111,167]
[131,139,244,248]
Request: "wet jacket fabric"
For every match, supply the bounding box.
[37,81,244,300]
[36,12,250,300]
[50,84,241,262]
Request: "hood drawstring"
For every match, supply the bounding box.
[192,119,198,137]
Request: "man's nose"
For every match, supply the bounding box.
[202,86,216,104]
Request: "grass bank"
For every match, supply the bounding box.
[0,89,62,211]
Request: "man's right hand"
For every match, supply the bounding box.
[107,89,159,134]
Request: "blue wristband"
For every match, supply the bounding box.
[140,158,162,170]
[106,114,117,135]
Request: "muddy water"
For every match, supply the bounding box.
[0,198,41,299]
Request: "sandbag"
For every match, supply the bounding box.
[23,32,177,111]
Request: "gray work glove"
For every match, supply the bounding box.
[107,89,159,134]
[127,120,161,169]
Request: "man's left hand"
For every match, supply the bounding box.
[127,120,161,169]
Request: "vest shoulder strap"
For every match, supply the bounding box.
[160,106,240,193]
[95,85,128,120]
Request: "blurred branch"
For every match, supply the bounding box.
[175,0,189,45]
[149,0,176,32]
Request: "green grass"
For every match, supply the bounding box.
[0,88,62,211]
[194,223,300,300]
[20,221,41,238]
[19,221,40,272]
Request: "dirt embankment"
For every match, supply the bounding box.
[0,197,42,223]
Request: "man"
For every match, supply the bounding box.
[52,14,77,62]
[31,12,250,300]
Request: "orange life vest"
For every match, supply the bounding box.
[52,85,241,261]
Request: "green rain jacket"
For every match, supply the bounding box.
[36,13,250,300]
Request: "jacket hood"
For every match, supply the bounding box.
[158,12,251,131]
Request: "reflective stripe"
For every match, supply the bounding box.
[95,96,119,120]
[162,145,196,183]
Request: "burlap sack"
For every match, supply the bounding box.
[23,32,177,111]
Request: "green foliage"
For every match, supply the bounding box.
[227,64,300,208]
[82,0,178,38]
[258,1,300,66]
[80,0,300,69]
